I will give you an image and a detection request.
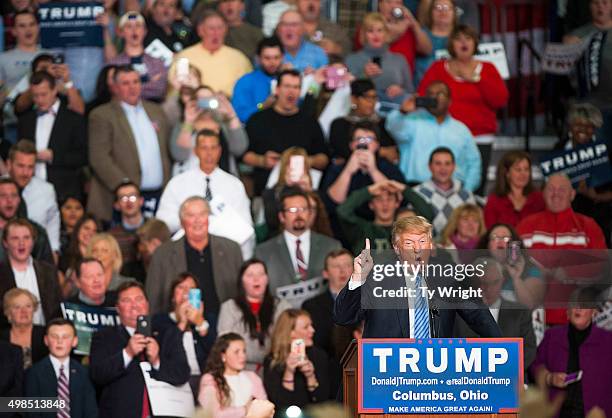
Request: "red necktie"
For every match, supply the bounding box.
[296,239,307,280]
[140,354,151,418]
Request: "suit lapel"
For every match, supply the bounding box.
[42,357,58,396]
[276,234,296,279]
[209,236,228,301]
[32,261,48,320]
[307,233,319,278]
[47,104,64,151]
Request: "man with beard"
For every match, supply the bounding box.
[255,187,341,293]
[232,37,284,123]
[243,69,329,195]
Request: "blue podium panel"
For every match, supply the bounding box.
[358,338,523,415]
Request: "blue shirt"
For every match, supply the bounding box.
[283,40,328,72]
[232,68,275,123]
[120,101,164,190]
[414,29,448,86]
[385,109,481,191]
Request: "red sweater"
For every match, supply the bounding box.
[517,208,607,325]
[354,27,417,72]
[418,60,509,136]
[484,191,545,229]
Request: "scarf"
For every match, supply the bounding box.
[577,30,607,97]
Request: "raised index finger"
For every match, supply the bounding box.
[365,238,370,251]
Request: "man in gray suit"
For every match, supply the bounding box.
[145,196,243,320]
[87,65,171,223]
[454,258,537,372]
[255,187,341,293]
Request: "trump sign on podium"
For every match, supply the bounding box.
[358,339,522,414]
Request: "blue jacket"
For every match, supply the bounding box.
[232,68,275,123]
[385,109,482,191]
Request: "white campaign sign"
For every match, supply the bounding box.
[139,362,195,418]
[435,42,510,79]
[541,40,590,75]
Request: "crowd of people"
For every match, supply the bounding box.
[1,0,612,417]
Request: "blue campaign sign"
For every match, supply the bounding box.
[358,338,523,414]
[38,2,105,48]
[539,142,612,188]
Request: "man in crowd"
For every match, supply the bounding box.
[147,197,243,319]
[255,187,341,292]
[170,10,252,97]
[17,71,87,201]
[0,177,53,264]
[302,248,353,360]
[413,147,476,236]
[108,12,168,102]
[297,0,350,56]
[6,140,61,255]
[244,69,329,195]
[232,36,284,123]
[156,129,254,258]
[109,181,145,268]
[517,173,607,325]
[0,218,62,328]
[218,0,264,60]
[144,0,193,56]
[454,259,536,372]
[90,281,190,418]
[337,179,432,254]
[88,65,171,224]
[67,257,117,307]
[276,10,328,72]
[386,80,481,192]
[129,218,171,282]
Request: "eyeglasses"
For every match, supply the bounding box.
[434,4,452,12]
[119,195,139,203]
[284,207,310,214]
[358,93,378,101]
[489,235,511,243]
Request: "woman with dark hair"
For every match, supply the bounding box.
[58,214,99,298]
[217,260,290,375]
[328,78,398,164]
[58,195,85,255]
[484,151,545,229]
[198,333,268,417]
[85,64,118,115]
[478,223,545,309]
[153,272,214,398]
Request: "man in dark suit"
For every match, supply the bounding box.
[25,318,98,418]
[17,70,87,201]
[90,281,190,418]
[454,259,536,371]
[302,248,353,360]
[87,65,171,224]
[146,196,243,317]
[0,218,62,329]
[334,216,502,339]
[255,187,342,293]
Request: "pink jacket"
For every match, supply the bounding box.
[198,371,267,418]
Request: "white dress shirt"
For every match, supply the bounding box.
[22,176,60,252]
[283,229,311,275]
[156,167,254,257]
[348,270,430,338]
[120,101,164,191]
[12,257,45,325]
[34,99,60,181]
[488,298,501,323]
[49,355,71,383]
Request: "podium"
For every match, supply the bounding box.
[340,340,519,418]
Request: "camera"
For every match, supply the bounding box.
[392,7,404,19]
[52,54,65,65]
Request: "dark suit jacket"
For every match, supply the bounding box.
[18,102,87,201]
[454,298,537,370]
[254,232,342,293]
[87,99,171,222]
[333,256,502,339]
[0,260,62,330]
[0,325,48,366]
[0,340,23,397]
[25,356,98,418]
[89,325,190,418]
[145,235,243,314]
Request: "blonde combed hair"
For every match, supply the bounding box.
[391,216,433,246]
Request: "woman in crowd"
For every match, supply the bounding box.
[328,79,398,164]
[85,64,118,116]
[419,24,509,191]
[59,196,85,254]
[415,0,457,85]
[86,233,132,291]
[438,204,485,262]
[479,223,545,309]
[154,272,213,397]
[58,214,99,297]
[306,191,335,238]
[484,151,544,229]
[530,287,612,417]
[171,85,248,176]
[218,260,291,375]
[564,0,612,141]
[199,333,268,417]
[264,309,331,415]
[0,289,47,369]
[346,13,414,106]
